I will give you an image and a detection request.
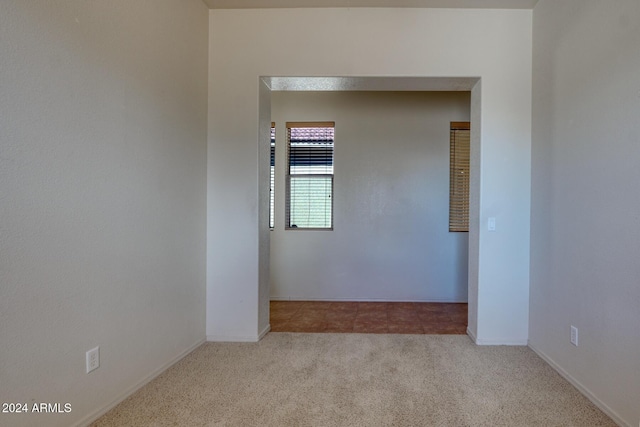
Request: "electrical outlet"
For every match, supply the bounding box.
[86,346,100,373]
[570,326,578,346]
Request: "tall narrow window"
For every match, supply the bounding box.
[286,122,334,230]
[449,122,470,232]
[269,123,275,229]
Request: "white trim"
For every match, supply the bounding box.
[73,338,205,427]
[528,343,630,427]
[270,297,468,303]
[207,333,261,342]
[466,327,528,345]
[467,327,527,346]
[474,337,528,346]
[208,324,270,342]
[467,326,478,344]
[258,324,271,340]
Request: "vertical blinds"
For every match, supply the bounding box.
[269,123,275,229]
[449,122,470,232]
[286,122,334,229]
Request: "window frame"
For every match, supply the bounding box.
[285,121,335,231]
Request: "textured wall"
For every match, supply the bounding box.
[270,91,470,302]
[208,8,532,344]
[0,1,208,426]
[530,1,640,425]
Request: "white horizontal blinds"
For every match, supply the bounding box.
[449,122,470,232]
[289,176,333,228]
[286,122,334,229]
[269,123,275,229]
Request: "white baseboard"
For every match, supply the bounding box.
[258,324,271,340]
[475,338,528,346]
[466,327,527,346]
[74,338,205,427]
[528,342,630,427]
[467,327,478,343]
[270,297,468,303]
[207,334,259,342]
[207,324,271,342]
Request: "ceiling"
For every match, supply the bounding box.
[203,0,538,9]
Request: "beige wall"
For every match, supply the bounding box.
[530,1,640,425]
[270,91,470,302]
[0,1,209,426]
[208,8,532,344]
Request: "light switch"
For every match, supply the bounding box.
[488,217,496,231]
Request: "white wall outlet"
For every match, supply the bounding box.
[86,346,100,373]
[488,217,496,231]
[570,326,578,346]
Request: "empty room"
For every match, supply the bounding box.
[1,1,638,426]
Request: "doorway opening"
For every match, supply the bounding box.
[259,77,481,337]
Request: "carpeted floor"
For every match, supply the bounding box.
[92,333,615,426]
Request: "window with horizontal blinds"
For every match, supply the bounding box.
[449,122,470,232]
[269,123,275,229]
[286,122,334,229]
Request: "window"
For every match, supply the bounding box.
[449,122,470,232]
[269,123,275,229]
[286,122,334,230]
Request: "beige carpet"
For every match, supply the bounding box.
[92,333,615,426]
